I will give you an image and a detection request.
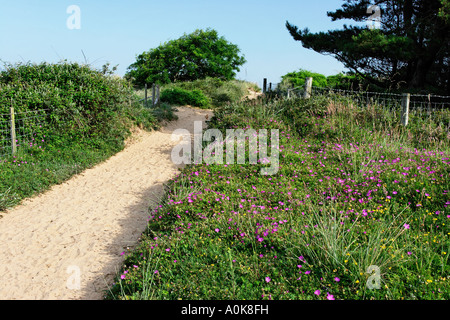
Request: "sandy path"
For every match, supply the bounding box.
[0,106,212,300]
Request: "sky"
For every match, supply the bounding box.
[0,0,367,88]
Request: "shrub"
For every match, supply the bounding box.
[0,61,158,211]
[0,61,156,149]
[161,78,255,107]
[160,87,211,108]
[279,69,328,90]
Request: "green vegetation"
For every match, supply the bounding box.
[0,61,174,211]
[160,88,210,109]
[125,29,246,87]
[161,77,259,108]
[279,69,363,92]
[106,93,450,300]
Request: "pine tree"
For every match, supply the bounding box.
[286,0,450,93]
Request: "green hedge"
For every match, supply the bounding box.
[0,61,156,150]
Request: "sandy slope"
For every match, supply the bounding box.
[0,106,212,300]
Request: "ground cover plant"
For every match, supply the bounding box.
[0,61,174,211]
[106,94,450,300]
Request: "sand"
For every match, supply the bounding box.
[0,106,212,300]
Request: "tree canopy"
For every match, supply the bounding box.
[125,29,246,87]
[286,0,450,93]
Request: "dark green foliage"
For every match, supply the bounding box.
[125,29,246,87]
[286,0,450,93]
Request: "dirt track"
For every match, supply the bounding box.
[0,106,212,300]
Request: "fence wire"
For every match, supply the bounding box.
[0,109,49,158]
[286,85,450,131]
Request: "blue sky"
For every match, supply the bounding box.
[0,0,366,87]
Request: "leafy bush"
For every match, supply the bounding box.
[279,69,328,90]
[160,87,210,108]
[0,61,156,148]
[0,61,159,211]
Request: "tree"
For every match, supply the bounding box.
[286,0,450,93]
[439,0,450,22]
[125,29,246,87]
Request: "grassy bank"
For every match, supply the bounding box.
[106,94,449,300]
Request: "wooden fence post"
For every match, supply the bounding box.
[10,107,17,155]
[263,78,267,94]
[401,93,410,126]
[304,77,313,99]
[152,84,156,107]
[144,83,148,106]
[269,83,272,92]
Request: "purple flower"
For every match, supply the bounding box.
[314,289,321,296]
[404,224,410,230]
[215,228,220,232]
[326,293,335,300]
[334,277,340,282]
[265,277,271,283]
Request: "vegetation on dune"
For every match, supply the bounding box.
[106,94,450,300]
[160,77,259,108]
[0,61,175,211]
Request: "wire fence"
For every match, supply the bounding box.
[0,108,49,158]
[284,80,450,130]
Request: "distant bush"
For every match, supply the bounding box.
[279,69,383,92]
[161,77,255,108]
[279,69,328,90]
[160,87,210,108]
